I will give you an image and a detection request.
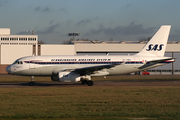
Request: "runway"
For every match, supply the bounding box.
[0,74,180,87]
[1,80,180,88]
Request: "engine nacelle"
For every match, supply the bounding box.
[51,72,81,82]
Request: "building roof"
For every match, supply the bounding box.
[70,40,180,44]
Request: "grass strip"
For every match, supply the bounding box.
[0,86,180,120]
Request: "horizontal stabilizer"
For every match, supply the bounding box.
[138,58,175,69]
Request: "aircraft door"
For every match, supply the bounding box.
[29,58,35,69]
[134,57,140,68]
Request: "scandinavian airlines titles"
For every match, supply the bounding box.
[51,59,111,62]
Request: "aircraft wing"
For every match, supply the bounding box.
[138,58,174,69]
[72,64,119,76]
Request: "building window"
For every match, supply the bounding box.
[28,38,36,41]
[38,44,41,55]
[1,43,9,45]
[1,37,9,40]
[33,45,36,55]
[19,43,27,45]
[10,38,18,41]
[10,43,18,45]
[19,38,27,41]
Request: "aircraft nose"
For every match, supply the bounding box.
[6,65,11,74]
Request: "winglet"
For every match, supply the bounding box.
[136,25,171,57]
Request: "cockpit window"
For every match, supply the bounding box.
[13,60,18,64]
[13,60,23,64]
[18,61,23,64]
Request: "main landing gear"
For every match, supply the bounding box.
[81,79,94,86]
[28,76,94,86]
[29,76,34,86]
[81,76,93,86]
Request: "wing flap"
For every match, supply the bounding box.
[73,64,119,76]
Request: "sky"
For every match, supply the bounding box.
[0,0,180,44]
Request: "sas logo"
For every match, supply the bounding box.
[146,44,164,51]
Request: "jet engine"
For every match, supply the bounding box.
[51,71,81,82]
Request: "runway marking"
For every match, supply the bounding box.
[128,118,157,120]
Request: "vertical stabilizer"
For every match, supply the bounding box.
[136,25,171,57]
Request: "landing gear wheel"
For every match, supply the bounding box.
[81,80,87,85]
[87,81,93,86]
[29,82,34,86]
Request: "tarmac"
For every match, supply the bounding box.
[0,75,180,87]
[0,80,180,88]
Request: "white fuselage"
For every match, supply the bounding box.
[6,55,171,76]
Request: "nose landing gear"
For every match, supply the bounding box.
[29,76,34,86]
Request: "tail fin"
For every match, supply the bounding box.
[136,25,171,57]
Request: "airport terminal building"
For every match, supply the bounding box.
[0,28,180,74]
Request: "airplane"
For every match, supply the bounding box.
[6,25,174,86]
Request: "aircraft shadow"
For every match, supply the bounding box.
[0,82,85,87]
